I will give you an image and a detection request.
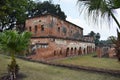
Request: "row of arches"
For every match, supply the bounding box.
[66,47,81,56]
[53,46,95,57]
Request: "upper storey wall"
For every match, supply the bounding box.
[25,14,83,40]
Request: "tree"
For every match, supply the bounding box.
[0,30,31,79]
[107,36,117,42]
[89,31,95,37]
[0,0,66,31]
[77,0,120,61]
[77,0,120,27]
[88,31,100,46]
[0,0,34,31]
[106,36,117,46]
[28,1,67,20]
[96,33,100,39]
[95,33,101,46]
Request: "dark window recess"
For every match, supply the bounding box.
[58,27,60,32]
[35,25,37,33]
[49,21,54,28]
[36,43,48,48]
[72,31,80,39]
[62,27,67,34]
[29,26,31,31]
[41,25,44,31]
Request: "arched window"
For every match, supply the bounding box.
[66,47,69,57]
[35,25,37,33]
[71,31,72,34]
[41,25,44,31]
[58,27,60,32]
[29,26,31,31]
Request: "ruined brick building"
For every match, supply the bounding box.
[25,13,95,60]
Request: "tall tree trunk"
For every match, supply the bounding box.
[110,10,120,61]
[110,10,120,28]
[9,51,18,79]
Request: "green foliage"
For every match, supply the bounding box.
[99,36,116,47]
[88,31,100,46]
[107,36,117,44]
[0,54,120,80]
[0,30,32,54]
[89,31,95,37]
[77,0,120,61]
[0,30,31,79]
[77,0,120,27]
[0,0,66,31]
[0,0,34,30]
[95,33,100,46]
[53,53,120,70]
[28,1,66,20]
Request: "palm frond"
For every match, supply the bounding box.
[77,0,120,27]
[0,30,32,55]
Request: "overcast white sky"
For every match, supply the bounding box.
[40,0,120,40]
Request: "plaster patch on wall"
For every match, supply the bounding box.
[55,39,67,45]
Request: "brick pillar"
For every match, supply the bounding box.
[96,47,102,58]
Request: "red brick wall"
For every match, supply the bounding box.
[29,38,95,60]
[25,14,83,40]
[25,14,95,60]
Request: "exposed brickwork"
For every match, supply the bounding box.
[26,14,83,40]
[25,14,95,60]
[108,48,116,58]
[96,47,117,58]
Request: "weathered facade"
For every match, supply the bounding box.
[25,14,95,60]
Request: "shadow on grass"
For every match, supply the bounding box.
[17,73,27,80]
[0,72,27,80]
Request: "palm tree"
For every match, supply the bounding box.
[0,30,31,79]
[77,0,120,61]
[77,0,120,27]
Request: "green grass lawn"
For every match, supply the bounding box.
[52,53,120,70]
[0,54,120,80]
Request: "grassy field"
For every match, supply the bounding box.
[0,54,120,80]
[52,53,120,70]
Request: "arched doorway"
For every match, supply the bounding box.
[74,47,77,55]
[54,50,56,56]
[60,50,62,55]
[66,47,69,57]
[83,48,86,54]
[78,47,82,55]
